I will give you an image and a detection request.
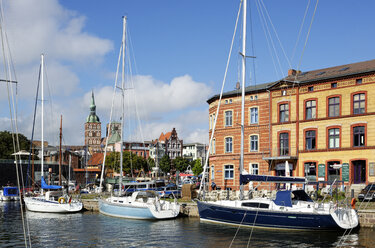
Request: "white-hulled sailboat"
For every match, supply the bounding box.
[197,0,358,231]
[98,17,180,220]
[23,54,82,213]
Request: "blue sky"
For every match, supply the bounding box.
[1,0,375,146]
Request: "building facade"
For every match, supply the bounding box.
[183,142,207,164]
[208,59,375,191]
[84,91,102,153]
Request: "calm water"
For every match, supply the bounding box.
[1,202,374,248]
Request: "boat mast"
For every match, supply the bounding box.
[59,115,62,186]
[41,54,44,194]
[239,0,247,200]
[119,16,127,196]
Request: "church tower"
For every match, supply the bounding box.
[85,91,102,153]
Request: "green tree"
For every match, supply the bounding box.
[0,131,31,159]
[192,159,203,176]
[147,157,155,169]
[159,154,171,173]
[173,156,189,172]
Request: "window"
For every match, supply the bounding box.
[250,107,258,124]
[328,128,340,148]
[331,82,337,88]
[225,100,228,104]
[279,132,289,156]
[308,86,314,92]
[356,78,362,85]
[328,97,340,117]
[229,99,232,104]
[304,162,317,181]
[279,103,289,122]
[305,100,316,120]
[209,115,212,129]
[353,126,365,147]
[353,93,365,114]
[211,139,216,154]
[250,163,259,175]
[250,135,258,151]
[224,165,234,179]
[305,130,316,150]
[211,165,215,180]
[225,111,232,127]
[225,137,233,153]
[327,161,341,182]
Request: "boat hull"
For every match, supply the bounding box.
[197,201,355,231]
[98,198,180,220]
[24,197,83,213]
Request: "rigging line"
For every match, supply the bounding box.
[296,0,319,73]
[199,0,242,196]
[248,1,257,86]
[0,5,30,248]
[0,4,31,248]
[291,0,311,64]
[228,211,248,248]
[254,0,283,80]
[99,36,123,191]
[259,0,292,71]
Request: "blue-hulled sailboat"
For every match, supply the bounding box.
[197,0,358,231]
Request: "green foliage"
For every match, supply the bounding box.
[0,131,31,159]
[159,154,171,173]
[105,151,148,175]
[147,157,155,168]
[192,159,203,176]
[173,156,190,172]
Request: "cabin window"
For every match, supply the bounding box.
[242,202,269,208]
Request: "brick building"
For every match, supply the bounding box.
[84,91,102,153]
[208,59,375,191]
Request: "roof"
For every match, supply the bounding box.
[159,131,172,142]
[207,59,375,103]
[283,59,375,84]
[87,153,105,166]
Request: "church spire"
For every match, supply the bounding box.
[86,90,100,123]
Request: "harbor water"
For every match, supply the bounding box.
[1,202,375,247]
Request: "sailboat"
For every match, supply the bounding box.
[98,17,180,220]
[197,0,358,231]
[23,54,83,213]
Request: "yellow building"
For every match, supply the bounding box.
[267,60,375,186]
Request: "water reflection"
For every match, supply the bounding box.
[0,202,373,247]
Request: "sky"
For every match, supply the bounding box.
[1,0,375,147]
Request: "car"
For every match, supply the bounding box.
[358,183,375,201]
[159,184,181,199]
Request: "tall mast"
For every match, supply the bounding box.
[41,54,44,183]
[59,115,62,186]
[239,0,247,199]
[119,16,127,196]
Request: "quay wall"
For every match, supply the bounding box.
[82,199,375,227]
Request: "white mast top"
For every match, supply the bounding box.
[239,0,247,199]
[41,54,44,179]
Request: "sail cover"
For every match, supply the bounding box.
[41,176,62,190]
[240,174,306,185]
[273,190,292,207]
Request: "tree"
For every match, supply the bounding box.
[192,159,203,176]
[159,154,171,173]
[173,156,189,172]
[0,131,31,159]
[147,157,155,169]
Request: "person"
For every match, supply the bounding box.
[211,181,216,190]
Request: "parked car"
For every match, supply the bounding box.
[159,184,181,199]
[358,183,375,201]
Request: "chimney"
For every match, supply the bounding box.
[288,69,296,76]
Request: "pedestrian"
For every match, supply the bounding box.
[211,181,216,190]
